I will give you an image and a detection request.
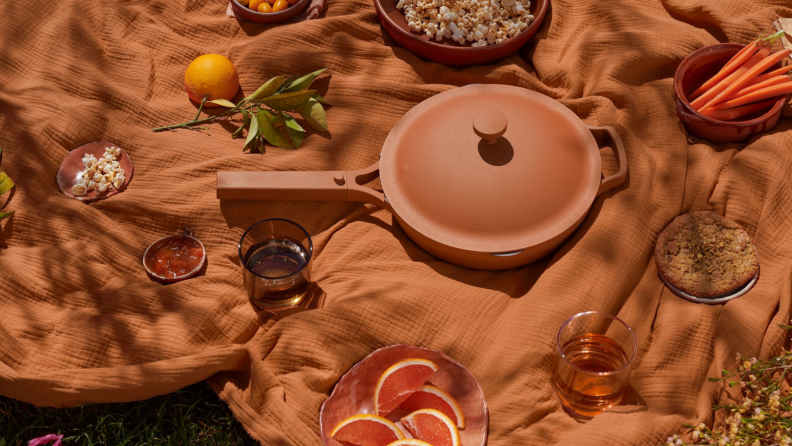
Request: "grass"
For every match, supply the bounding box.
[0,382,258,446]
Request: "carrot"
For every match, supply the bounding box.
[706,81,792,111]
[689,42,761,100]
[743,65,792,88]
[690,45,771,110]
[732,75,791,98]
[723,42,758,68]
[700,99,778,121]
[698,48,792,112]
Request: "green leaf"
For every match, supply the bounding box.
[312,93,331,105]
[245,76,286,101]
[761,30,786,44]
[0,172,14,196]
[276,74,301,93]
[249,136,263,154]
[206,99,236,108]
[259,90,317,111]
[283,68,327,92]
[257,110,293,149]
[298,99,328,132]
[243,112,260,152]
[232,111,251,139]
[282,113,305,149]
[0,211,13,221]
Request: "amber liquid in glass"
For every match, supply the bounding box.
[554,333,629,418]
[244,236,310,307]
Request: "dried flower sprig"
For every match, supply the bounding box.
[663,325,792,446]
[0,145,15,221]
[151,69,330,153]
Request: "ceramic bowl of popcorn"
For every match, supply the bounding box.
[373,0,548,66]
[56,141,134,203]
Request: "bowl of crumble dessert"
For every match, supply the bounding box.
[373,0,548,66]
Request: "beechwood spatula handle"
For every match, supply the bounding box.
[217,162,391,210]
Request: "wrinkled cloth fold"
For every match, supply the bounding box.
[1,0,791,445]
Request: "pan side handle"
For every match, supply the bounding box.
[588,126,628,196]
[217,162,390,210]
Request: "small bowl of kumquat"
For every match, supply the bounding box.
[674,33,792,143]
[230,0,309,24]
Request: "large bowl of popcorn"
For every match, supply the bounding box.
[373,0,548,66]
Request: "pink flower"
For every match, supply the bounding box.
[28,434,63,446]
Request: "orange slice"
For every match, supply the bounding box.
[401,409,461,446]
[331,414,406,446]
[375,358,439,416]
[398,385,465,428]
[386,441,435,446]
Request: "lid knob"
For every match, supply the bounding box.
[473,110,508,144]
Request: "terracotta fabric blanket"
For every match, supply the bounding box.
[2,0,792,444]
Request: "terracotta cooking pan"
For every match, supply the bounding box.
[217,84,627,269]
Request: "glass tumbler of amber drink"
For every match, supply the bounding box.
[239,218,313,310]
[554,311,636,418]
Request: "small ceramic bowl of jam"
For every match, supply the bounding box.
[143,229,206,284]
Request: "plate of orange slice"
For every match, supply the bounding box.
[320,345,488,446]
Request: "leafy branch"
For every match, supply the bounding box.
[151,69,330,152]
[0,145,14,221]
[663,325,792,446]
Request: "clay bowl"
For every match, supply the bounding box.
[373,0,548,66]
[674,43,788,143]
[56,141,133,203]
[320,345,488,446]
[229,0,309,23]
[142,230,207,284]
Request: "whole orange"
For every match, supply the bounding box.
[183,54,240,107]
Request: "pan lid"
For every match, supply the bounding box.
[379,84,602,254]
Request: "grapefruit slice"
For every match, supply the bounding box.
[398,385,465,428]
[331,414,406,446]
[386,441,435,446]
[401,409,461,446]
[375,358,439,416]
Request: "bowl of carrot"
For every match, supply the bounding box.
[674,31,791,143]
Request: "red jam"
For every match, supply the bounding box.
[146,237,203,279]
